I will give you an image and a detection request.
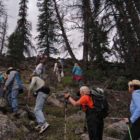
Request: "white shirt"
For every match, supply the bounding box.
[29,76,45,92]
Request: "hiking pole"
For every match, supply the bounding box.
[64,98,68,140]
[126,122,133,140]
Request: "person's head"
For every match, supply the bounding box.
[40,59,46,64]
[79,86,90,96]
[74,63,78,66]
[6,67,15,74]
[128,80,140,93]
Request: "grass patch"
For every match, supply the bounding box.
[62,75,73,87]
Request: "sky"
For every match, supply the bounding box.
[4,0,83,59]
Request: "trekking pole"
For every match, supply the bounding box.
[64,98,68,140]
[126,123,133,140]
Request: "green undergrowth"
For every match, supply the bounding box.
[43,105,82,140]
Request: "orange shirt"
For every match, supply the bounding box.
[79,95,94,111]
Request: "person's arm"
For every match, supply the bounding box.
[72,66,76,74]
[28,77,36,98]
[35,63,42,75]
[130,93,140,123]
[4,72,15,89]
[53,63,57,72]
[64,93,81,106]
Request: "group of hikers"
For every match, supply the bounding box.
[0,54,140,139]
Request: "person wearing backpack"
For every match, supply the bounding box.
[28,73,50,134]
[3,67,24,116]
[34,59,46,79]
[53,59,64,82]
[72,63,83,87]
[64,86,108,140]
[123,80,140,140]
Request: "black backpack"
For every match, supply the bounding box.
[87,88,109,119]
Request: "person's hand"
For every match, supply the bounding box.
[123,118,129,124]
[3,86,7,92]
[64,93,70,99]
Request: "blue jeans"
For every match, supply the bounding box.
[7,89,19,112]
[34,92,47,124]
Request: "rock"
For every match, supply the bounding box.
[75,127,84,135]
[80,133,89,140]
[0,114,18,140]
[103,136,120,140]
[21,125,30,133]
[0,97,7,108]
[105,120,127,139]
[80,133,120,140]
[18,109,28,119]
[47,94,63,108]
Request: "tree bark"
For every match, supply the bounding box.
[124,0,140,46]
[0,14,7,54]
[82,0,92,64]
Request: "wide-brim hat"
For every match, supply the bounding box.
[128,80,140,86]
[6,67,14,74]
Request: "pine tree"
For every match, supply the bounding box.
[16,0,32,58]
[7,31,23,66]
[37,0,58,57]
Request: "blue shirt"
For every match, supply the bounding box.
[72,66,83,76]
[130,89,140,123]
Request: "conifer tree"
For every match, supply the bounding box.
[16,0,32,58]
[37,0,58,57]
[7,31,22,66]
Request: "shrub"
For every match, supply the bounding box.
[62,75,74,87]
[85,69,105,82]
[111,76,128,90]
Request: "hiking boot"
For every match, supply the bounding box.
[39,123,49,134]
[35,124,42,130]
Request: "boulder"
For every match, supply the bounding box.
[103,137,120,140]
[75,127,84,135]
[0,97,7,108]
[105,120,127,139]
[0,114,18,140]
[80,133,120,140]
[47,94,63,108]
[80,133,89,140]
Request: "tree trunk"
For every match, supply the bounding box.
[124,0,140,46]
[133,0,140,14]
[82,0,93,67]
[52,0,77,62]
[0,14,7,54]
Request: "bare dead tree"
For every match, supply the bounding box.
[52,0,78,62]
[0,14,8,54]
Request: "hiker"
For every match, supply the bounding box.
[123,80,140,140]
[58,57,64,70]
[34,58,46,79]
[53,58,64,82]
[3,67,24,115]
[72,63,83,87]
[64,86,105,140]
[28,73,50,134]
